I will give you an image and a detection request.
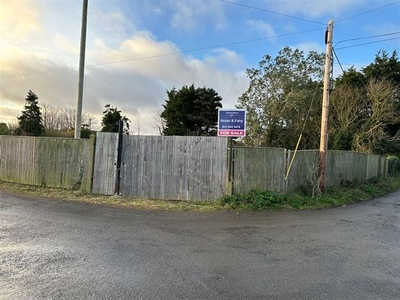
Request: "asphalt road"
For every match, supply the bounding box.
[1,190,399,300]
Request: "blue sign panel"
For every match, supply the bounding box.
[218,109,246,137]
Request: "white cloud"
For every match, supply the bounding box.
[167,0,227,31]
[0,29,248,134]
[0,0,43,39]
[245,19,276,38]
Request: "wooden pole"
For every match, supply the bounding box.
[74,0,88,139]
[319,20,334,193]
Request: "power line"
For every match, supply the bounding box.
[0,28,324,79]
[335,37,400,50]
[335,32,400,47]
[332,48,344,73]
[333,63,367,67]
[336,1,400,23]
[220,0,325,25]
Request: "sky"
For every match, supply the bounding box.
[1,0,399,134]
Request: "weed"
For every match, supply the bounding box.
[1,176,400,211]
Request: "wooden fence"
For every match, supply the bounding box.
[233,147,287,194]
[238,148,388,193]
[92,133,228,201]
[0,135,389,200]
[0,136,95,192]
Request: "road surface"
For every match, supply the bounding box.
[1,189,399,299]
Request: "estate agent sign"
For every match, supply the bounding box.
[217,109,246,137]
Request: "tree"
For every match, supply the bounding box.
[18,90,44,136]
[0,123,9,135]
[153,109,166,135]
[161,84,222,136]
[354,79,400,154]
[329,84,365,150]
[237,46,325,148]
[101,104,130,134]
[332,50,400,155]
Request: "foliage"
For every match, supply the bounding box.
[0,123,9,135]
[219,176,400,210]
[331,50,400,155]
[388,156,400,176]
[101,104,130,135]
[17,90,44,136]
[161,84,223,136]
[2,175,399,211]
[237,46,325,148]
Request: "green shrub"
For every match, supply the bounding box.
[219,176,400,211]
[388,156,400,176]
[0,123,9,135]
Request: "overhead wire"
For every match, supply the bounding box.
[2,1,398,79]
[334,32,400,47]
[220,0,326,25]
[332,48,345,73]
[0,27,324,79]
[335,37,400,50]
[336,1,400,23]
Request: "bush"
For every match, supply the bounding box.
[0,123,9,135]
[388,156,400,176]
[44,128,91,138]
[219,176,400,211]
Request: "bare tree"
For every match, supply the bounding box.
[7,119,19,133]
[58,108,94,130]
[40,103,96,132]
[131,121,144,136]
[41,102,60,130]
[354,79,400,153]
[152,109,165,136]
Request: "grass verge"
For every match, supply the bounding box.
[0,181,220,211]
[1,176,399,211]
[219,176,400,210]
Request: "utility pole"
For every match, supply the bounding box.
[74,0,89,139]
[319,19,334,193]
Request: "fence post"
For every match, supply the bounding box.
[226,137,234,195]
[285,149,291,193]
[114,120,123,196]
[87,134,96,193]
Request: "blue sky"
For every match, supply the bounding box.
[1,0,399,134]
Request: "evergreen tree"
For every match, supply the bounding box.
[18,90,44,136]
[161,84,222,136]
[101,104,130,135]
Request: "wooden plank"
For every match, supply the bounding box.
[92,132,118,195]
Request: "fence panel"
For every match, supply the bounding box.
[0,136,93,191]
[121,136,227,201]
[35,137,93,191]
[92,132,118,195]
[234,147,286,194]
[286,150,319,192]
[0,136,36,184]
[366,154,381,180]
